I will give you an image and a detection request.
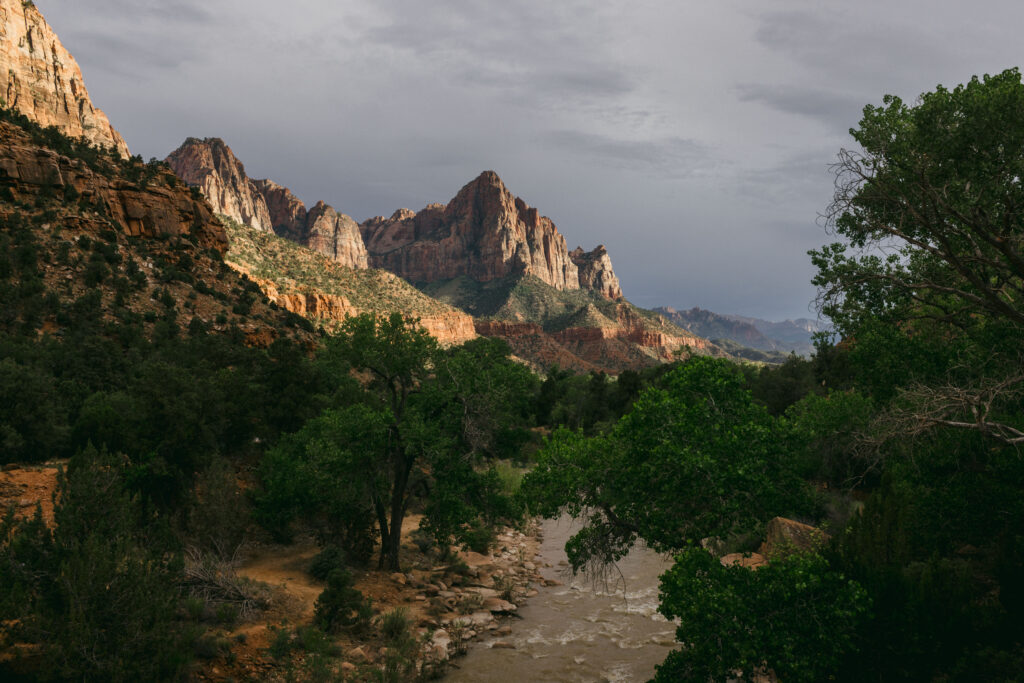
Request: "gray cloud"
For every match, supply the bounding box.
[541,130,712,177]
[735,84,865,134]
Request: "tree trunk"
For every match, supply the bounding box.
[383,452,411,571]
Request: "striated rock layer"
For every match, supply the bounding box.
[0,121,225,251]
[0,0,129,157]
[222,218,474,346]
[362,171,622,300]
[166,137,273,232]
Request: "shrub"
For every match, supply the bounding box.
[186,457,249,560]
[380,607,410,643]
[462,521,494,554]
[313,569,373,635]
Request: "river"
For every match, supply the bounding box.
[444,516,676,682]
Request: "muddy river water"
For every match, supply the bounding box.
[445,516,676,682]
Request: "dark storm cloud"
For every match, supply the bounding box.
[736,149,837,206]
[753,9,951,85]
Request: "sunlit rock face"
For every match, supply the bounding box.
[0,0,130,157]
[361,171,601,293]
[166,137,274,233]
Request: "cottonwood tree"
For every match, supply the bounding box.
[258,314,529,571]
[813,67,1024,444]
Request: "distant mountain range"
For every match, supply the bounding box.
[653,307,828,358]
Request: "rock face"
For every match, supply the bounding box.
[570,245,622,300]
[301,201,369,269]
[759,517,830,560]
[222,220,475,346]
[253,178,306,238]
[0,0,130,157]
[165,139,369,269]
[0,121,226,251]
[166,138,273,232]
[362,171,619,298]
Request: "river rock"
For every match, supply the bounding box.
[483,597,517,613]
[720,552,768,570]
[470,611,494,627]
[759,517,830,559]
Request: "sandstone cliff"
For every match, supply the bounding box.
[0,0,129,157]
[570,245,622,300]
[0,120,225,251]
[166,138,273,232]
[166,138,369,269]
[223,215,474,346]
[362,171,616,296]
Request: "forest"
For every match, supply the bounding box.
[1,68,1023,682]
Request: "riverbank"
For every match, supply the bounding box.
[197,516,551,681]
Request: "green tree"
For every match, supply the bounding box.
[0,447,190,681]
[656,548,870,683]
[523,356,812,572]
[259,314,528,571]
[805,69,1024,679]
[816,67,1024,337]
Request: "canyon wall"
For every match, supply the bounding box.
[0,0,129,157]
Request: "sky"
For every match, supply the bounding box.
[37,0,1024,320]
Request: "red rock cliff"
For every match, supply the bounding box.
[0,121,227,251]
[0,0,129,157]
[166,137,273,232]
[361,171,588,291]
[570,245,622,300]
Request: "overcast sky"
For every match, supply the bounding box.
[38,0,1024,320]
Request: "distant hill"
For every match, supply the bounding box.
[424,275,724,374]
[654,306,827,357]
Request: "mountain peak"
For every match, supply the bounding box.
[166,137,274,232]
[0,0,130,157]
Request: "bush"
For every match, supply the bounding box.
[186,457,249,560]
[380,607,410,643]
[313,569,373,635]
[462,521,495,554]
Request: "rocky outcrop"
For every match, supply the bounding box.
[166,138,369,269]
[244,274,359,321]
[418,312,478,346]
[253,178,306,239]
[759,517,830,560]
[244,274,474,346]
[166,138,273,232]
[302,201,369,269]
[362,172,595,293]
[0,121,226,251]
[0,0,129,157]
[570,245,622,300]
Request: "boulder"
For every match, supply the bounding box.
[759,517,830,559]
